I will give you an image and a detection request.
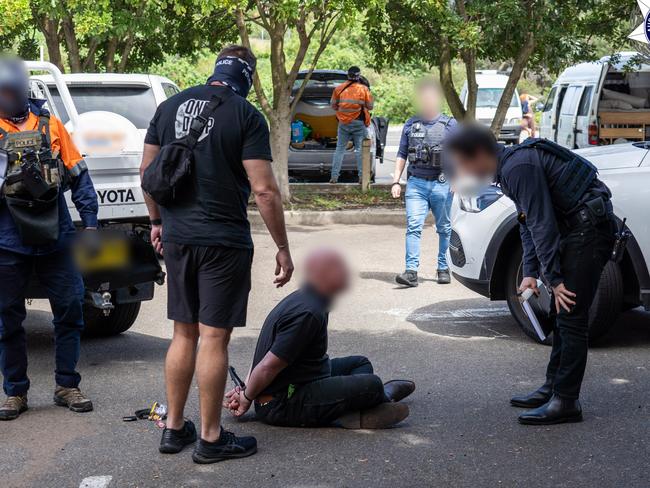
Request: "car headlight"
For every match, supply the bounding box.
[507,117,521,125]
[459,185,503,213]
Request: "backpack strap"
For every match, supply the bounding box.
[37,113,52,149]
[186,95,223,149]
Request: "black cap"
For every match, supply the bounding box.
[347,66,361,80]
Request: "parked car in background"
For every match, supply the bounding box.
[539,51,650,148]
[449,142,650,344]
[27,64,178,336]
[288,69,388,181]
[460,70,523,144]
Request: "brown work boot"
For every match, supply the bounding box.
[0,395,28,421]
[337,402,409,429]
[54,386,93,413]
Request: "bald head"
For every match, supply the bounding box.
[304,248,350,299]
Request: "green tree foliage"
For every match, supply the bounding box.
[2,0,237,73]
[367,0,637,131]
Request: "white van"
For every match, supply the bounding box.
[460,70,523,144]
[539,51,650,148]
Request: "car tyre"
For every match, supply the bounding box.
[505,245,554,345]
[505,244,623,345]
[83,302,141,337]
[587,260,623,343]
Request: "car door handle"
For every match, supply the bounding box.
[574,129,583,134]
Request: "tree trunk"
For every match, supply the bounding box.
[462,50,478,121]
[268,110,292,204]
[105,38,118,72]
[439,37,466,120]
[490,36,536,134]
[61,15,82,73]
[118,33,135,72]
[40,19,64,71]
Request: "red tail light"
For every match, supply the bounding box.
[588,124,599,145]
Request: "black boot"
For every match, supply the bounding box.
[396,270,418,287]
[518,395,583,425]
[384,380,415,402]
[510,380,553,408]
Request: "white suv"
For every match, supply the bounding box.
[449,142,650,343]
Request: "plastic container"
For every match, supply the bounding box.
[291,120,304,143]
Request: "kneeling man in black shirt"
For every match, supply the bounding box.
[225,249,415,429]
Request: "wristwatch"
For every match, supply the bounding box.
[150,219,162,226]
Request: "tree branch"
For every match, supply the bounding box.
[236,9,272,117]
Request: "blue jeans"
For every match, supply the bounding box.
[331,119,367,181]
[0,248,85,396]
[404,176,452,271]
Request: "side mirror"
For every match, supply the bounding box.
[535,102,545,112]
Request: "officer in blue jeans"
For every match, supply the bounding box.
[392,78,456,287]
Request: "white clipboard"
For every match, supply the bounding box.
[520,284,547,342]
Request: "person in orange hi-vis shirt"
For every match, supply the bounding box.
[329,66,374,183]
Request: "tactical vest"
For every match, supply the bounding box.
[407,115,451,176]
[508,138,599,214]
[0,114,64,245]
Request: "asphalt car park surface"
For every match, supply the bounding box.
[2,224,648,488]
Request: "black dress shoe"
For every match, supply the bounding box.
[159,420,197,454]
[192,428,257,464]
[510,380,553,408]
[384,380,416,402]
[518,395,583,425]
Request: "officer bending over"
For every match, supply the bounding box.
[0,58,98,420]
[392,78,456,287]
[225,248,415,429]
[446,124,616,425]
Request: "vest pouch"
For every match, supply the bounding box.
[5,188,60,246]
[552,155,597,212]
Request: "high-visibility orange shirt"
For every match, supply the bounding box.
[330,82,374,126]
[0,112,83,171]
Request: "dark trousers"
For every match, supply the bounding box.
[0,248,85,396]
[256,355,387,427]
[545,218,615,399]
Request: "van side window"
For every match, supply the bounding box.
[560,86,581,115]
[577,86,593,116]
[542,87,557,112]
[162,83,180,98]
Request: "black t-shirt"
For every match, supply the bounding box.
[144,85,272,248]
[252,287,331,395]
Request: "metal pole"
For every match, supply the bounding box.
[361,138,371,192]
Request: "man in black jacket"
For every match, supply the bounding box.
[224,248,415,429]
[446,124,616,425]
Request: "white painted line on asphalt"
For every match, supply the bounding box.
[79,476,112,488]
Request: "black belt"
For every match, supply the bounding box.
[563,197,613,228]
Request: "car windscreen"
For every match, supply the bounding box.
[476,88,519,109]
[49,85,158,129]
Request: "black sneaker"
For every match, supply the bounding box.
[192,428,257,464]
[395,270,418,287]
[159,419,197,454]
[437,269,451,284]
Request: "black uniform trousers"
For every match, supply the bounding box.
[545,217,616,399]
[0,247,85,396]
[255,355,388,427]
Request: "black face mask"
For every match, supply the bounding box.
[0,59,29,121]
[206,56,254,98]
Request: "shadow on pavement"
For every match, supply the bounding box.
[407,297,650,347]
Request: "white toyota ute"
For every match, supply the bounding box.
[24,62,179,336]
[449,142,650,343]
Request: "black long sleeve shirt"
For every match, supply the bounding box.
[495,145,609,287]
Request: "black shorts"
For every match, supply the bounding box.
[164,243,253,328]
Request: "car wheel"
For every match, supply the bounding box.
[505,244,623,345]
[83,302,141,337]
[505,245,554,345]
[587,260,623,343]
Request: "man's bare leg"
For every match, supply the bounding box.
[165,321,199,430]
[196,325,231,442]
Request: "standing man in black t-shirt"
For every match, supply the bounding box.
[140,45,294,464]
[224,249,415,429]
